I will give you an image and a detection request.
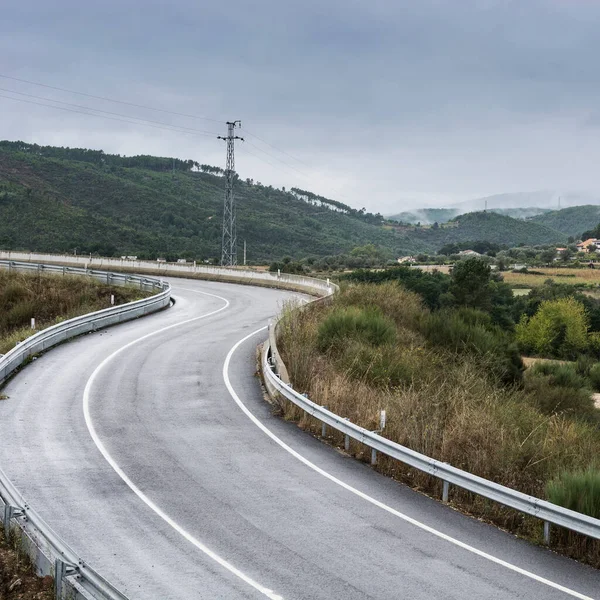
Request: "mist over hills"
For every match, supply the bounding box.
[388,191,600,227]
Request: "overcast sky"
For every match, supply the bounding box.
[2,0,600,213]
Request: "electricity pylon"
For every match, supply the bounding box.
[218,120,243,266]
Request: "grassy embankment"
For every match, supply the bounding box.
[0,269,147,355]
[277,282,600,566]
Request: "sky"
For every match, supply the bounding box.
[2,0,600,214]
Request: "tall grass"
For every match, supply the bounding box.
[0,270,145,354]
[317,307,396,352]
[547,469,600,519]
[277,281,600,566]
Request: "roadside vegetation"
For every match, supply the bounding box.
[278,258,600,566]
[0,528,53,600]
[0,270,147,355]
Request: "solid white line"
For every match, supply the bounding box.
[83,289,284,600]
[223,327,596,600]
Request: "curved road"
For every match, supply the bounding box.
[0,277,598,599]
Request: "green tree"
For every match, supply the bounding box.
[449,257,492,310]
[540,247,557,264]
[515,297,589,359]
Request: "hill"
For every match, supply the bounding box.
[387,208,460,225]
[398,212,567,253]
[0,141,568,261]
[528,205,600,238]
[0,141,402,262]
[454,191,600,212]
[388,206,550,225]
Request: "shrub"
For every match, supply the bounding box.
[546,468,600,519]
[531,361,588,387]
[317,306,396,353]
[420,310,523,384]
[576,354,596,377]
[524,372,595,419]
[588,363,600,392]
[516,297,590,359]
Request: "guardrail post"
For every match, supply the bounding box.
[54,558,67,600]
[371,448,377,465]
[321,406,327,438]
[3,505,13,537]
[543,521,551,545]
[442,480,450,503]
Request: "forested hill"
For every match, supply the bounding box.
[528,205,600,238]
[0,142,568,261]
[397,211,567,251]
[0,142,398,261]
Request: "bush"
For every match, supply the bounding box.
[531,362,588,390]
[420,310,523,384]
[317,307,396,353]
[546,469,600,519]
[589,363,600,392]
[516,297,590,359]
[525,371,595,419]
[576,354,596,377]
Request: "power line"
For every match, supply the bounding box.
[1,74,351,204]
[0,87,221,137]
[243,139,310,178]
[6,87,219,136]
[0,74,222,124]
[0,93,219,138]
[242,127,310,168]
[237,144,291,173]
[0,74,315,168]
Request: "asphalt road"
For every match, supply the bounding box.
[0,277,599,599]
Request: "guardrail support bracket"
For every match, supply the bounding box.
[54,558,77,600]
[3,505,24,537]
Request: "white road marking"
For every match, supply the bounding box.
[223,327,596,600]
[83,288,284,600]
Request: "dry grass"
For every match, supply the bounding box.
[503,267,600,288]
[278,282,600,565]
[0,270,147,354]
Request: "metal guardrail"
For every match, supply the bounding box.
[0,260,171,599]
[262,289,600,545]
[0,251,335,297]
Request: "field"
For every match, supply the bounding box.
[503,267,600,288]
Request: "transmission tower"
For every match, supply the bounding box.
[218,120,244,266]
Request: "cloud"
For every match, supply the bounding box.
[2,0,600,212]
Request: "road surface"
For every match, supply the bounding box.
[0,277,598,599]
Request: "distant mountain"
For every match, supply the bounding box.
[454,191,600,212]
[387,208,460,225]
[388,206,551,225]
[528,205,600,238]
[396,211,566,254]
